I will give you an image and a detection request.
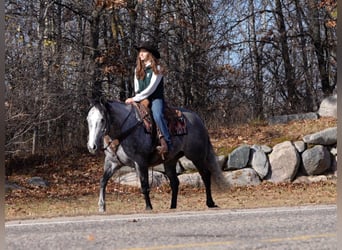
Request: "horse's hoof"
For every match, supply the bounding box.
[145,206,153,211]
[209,204,218,208]
[99,206,106,213]
[207,203,218,208]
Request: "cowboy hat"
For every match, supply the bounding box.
[135,41,161,59]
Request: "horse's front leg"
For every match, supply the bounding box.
[164,161,180,209]
[136,164,153,210]
[98,157,120,212]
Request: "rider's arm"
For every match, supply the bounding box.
[132,67,163,102]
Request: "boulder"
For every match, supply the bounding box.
[153,162,185,175]
[303,127,337,145]
[293,141,306,153]
[28,177,49,187]
[5,180,24,192]
[225,144,250,170]
[216,155,228,170]
[266,141,300,183]
[117,166,135,175]
[249,145,269,179]
[301,145,331,175]
[179,156,197,171]
[331,156,337,176]
[223,168,261,187]
[329,147,337,156]
[178,173,204,188]
[293,175,328,184]
[318,94,337,118]
[261,145,273,154]
[178,155,226,172]
[115,171,168,188]
[268,112,318,125]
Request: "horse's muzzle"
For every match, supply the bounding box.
[87,143,98,155]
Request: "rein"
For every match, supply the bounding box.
[102,104,144,151]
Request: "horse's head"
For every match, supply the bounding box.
[86,101,109,154]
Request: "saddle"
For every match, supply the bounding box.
[134,100,187,137]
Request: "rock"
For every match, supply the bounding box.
[152,164,165,173]
[178,156,225,173]
[260,145,273,154]
[216,155,228,170]
[293,175,328,184]
[266,141,300,183]
[178,157,197,171]
[318,94,337,118]
[223,168,261,187]
[178,173,204,188]
[292,176,311,184]
[28,177,49,187]
[5,180,24,192]
[308,175,328,182]
[175,161,186,175]
[226,144,250,170]
[117,166,135,175]
[293,141,306,153]
[330,147,337,156]
[115,171,168,188]
[268,112,318,125]
[331,156,337,176]
[303,127,337,145]
[249,145,269,179]
[152,162,185,175]
[301,145,331,175]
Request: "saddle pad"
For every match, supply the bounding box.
[165,106,187,136]
[135,103,187,136]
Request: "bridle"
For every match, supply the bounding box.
[101,103,144,151]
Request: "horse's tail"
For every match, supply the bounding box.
[206,139,230,192]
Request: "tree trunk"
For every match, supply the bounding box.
[90,8,103,100]
[294,0,315,111]
[249,0,263,118]
[275,0,298,112]
[308,0,333,96]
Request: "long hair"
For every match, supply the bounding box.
[136,51,163,80]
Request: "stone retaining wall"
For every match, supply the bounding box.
[115,126,337,188]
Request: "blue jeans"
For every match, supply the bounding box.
[151,98,172,148]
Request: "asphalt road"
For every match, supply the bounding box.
[6,204,336,250]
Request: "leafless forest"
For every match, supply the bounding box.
[5,0,336,158]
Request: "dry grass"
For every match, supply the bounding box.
[5,181,336,221]
[209,116,337,154]
[5,117,337,221]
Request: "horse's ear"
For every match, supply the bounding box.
[99,96,107,106]
[87,97,97,106]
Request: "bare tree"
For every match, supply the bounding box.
[5,0,336,158]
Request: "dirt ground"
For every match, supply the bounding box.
[5,117,337,220]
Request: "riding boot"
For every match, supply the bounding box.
[157,136,168,160]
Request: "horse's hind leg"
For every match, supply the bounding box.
[164,160,180,209]
[201,168,217,208]
[193,160,217,208]
[98,159,119,212]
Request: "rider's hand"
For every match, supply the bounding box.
[125,98,135,104]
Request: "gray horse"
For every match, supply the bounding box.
[86,99,227,212]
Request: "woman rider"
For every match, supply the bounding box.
[125,42,172,155]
